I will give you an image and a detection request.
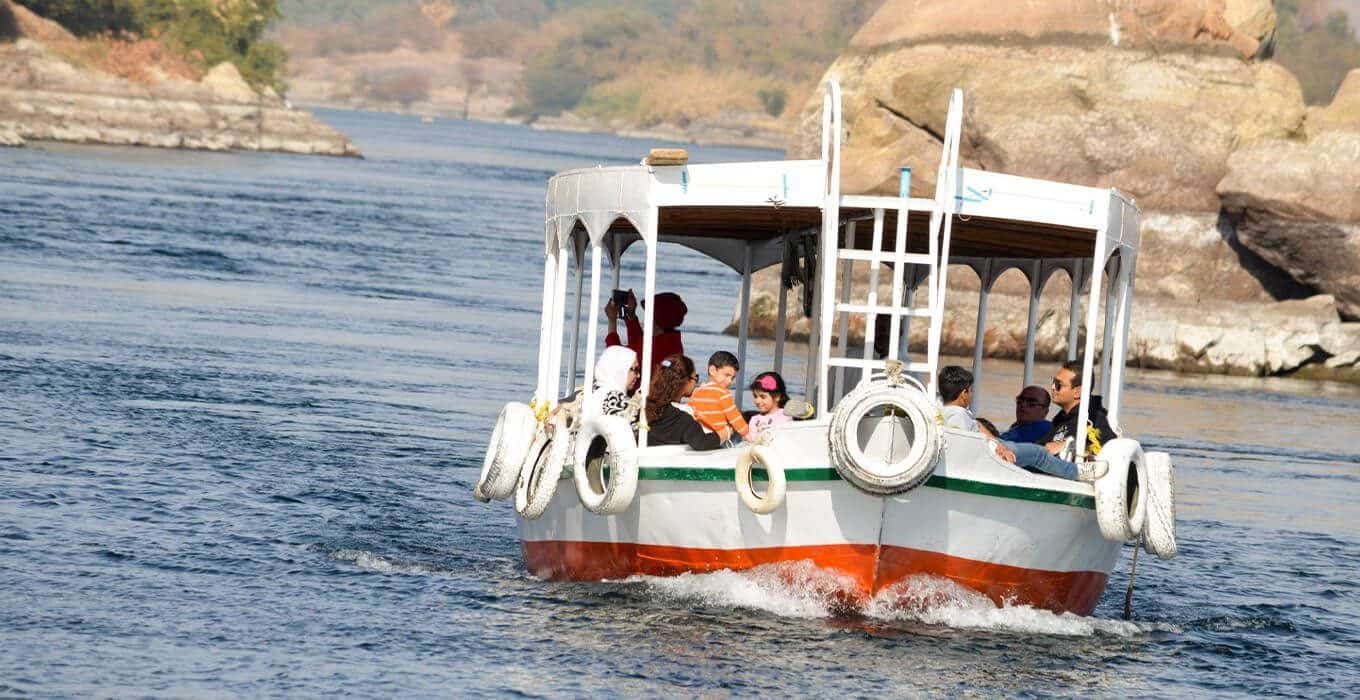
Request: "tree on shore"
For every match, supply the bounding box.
[16,0,287,90]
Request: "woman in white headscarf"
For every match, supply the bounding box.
[581,345,639,423]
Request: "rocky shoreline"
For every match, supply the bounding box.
[0,2,358,156]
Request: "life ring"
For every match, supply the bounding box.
[735,445,786,514]
[828,379,942,495]
[572,414,639,515]
[476,401,536,502]
[1092,438,1149,542]
[1142,451,1177,559]
[516,414,573,520]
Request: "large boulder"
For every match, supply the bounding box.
[789,0,1304,212]
[1218,72,1360,320]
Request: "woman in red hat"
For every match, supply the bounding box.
[604,290,686,370]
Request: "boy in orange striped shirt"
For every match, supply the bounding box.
[689,351,748,442]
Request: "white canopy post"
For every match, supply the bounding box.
[736,242,753,409]
[566,240,585,391]
[637,208,659,448]
[582,243,604,410]
[535,251,558,403]
[1107,255,1134,429]
[1023,260,1041,387]
[972,260,993,407]
[1075,233,1109,459]
[773,253,789,375]
[815,81,842,417]
[611,235,623,291]
[548,246,570,402]
[1099,259,1119,398]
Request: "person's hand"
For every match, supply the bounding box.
[993,442,1016,463]
[605,298,618,321]
[1044,441,1062,455]
[624,289,638,316]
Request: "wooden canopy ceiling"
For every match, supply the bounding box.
[627,205,1098,259]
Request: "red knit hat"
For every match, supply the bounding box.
[647,292,687,329]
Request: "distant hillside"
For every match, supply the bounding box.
[273,0,878,145]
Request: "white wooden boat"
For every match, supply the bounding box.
[478,83,1177,616]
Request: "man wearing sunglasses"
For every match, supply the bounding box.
[1041,361,1118,460]
[999,385,1052,443]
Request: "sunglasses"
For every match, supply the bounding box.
[690,373,699,381]
[1051,379,1070,390]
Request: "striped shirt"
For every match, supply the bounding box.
[689,383,748,441]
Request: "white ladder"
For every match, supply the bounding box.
[818,89,964,407]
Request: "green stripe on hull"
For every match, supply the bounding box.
[634,467,1095,510]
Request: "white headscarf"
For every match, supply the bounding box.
[584,346,637,420]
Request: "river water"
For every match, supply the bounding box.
[2,111,1358,697]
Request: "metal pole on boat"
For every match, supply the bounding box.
[566,238,585,391]
[1067,259,1082,362]
[582,243,603,410]
[638,214,659,448]
[972,261,992,407]
[861,209,886,383]
[548,245,570,402]
[611,235,622,291]
[536,247,558,403]
[900,283,917,362]
[1100,259,1119,399]
[1023,260,1041,387]
[1076,226,1109,459]
[773,250,788,375]
[1108,252,1134,428]
[736,242,753,410]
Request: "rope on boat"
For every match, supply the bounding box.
[1123,531,1144,620]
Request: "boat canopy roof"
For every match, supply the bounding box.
[545,158,1139,275]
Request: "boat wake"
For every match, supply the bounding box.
[628,562,1175,637]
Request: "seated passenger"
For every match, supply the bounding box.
[604,290,686,370]
[553,345,640,427]
[938,365,996,436]
[644,355,721,450]
[689,351,749,443]
[746,371,792,441]
[1043,361,1118,460]
[938,365,1103,482]
[999,385,1053,443]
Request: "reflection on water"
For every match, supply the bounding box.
[1,110,1357,696]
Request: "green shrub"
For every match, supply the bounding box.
[757,87,787,117]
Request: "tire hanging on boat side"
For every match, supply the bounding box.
[1092,438,1149,542]
[734,445,786,514]
[572,414,639,515]
[828,379,942,495]
[1141,451,1177,559]
[516,413,573,520]
[476,401,536,502]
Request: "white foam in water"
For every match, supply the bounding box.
[628,561,859,619]
[330,549,438,575]
[631,564,1168,637]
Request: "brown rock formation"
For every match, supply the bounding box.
[1218,85,1360,319]
[790,0,1302,212]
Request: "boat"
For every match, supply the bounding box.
[476,82,1178,616]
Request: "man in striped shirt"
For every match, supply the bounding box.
[689,351,748,443]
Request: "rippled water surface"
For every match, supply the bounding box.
[3,111,1358,697]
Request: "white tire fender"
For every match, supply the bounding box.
[735,445,786,515]
[1142,451,1177,559]
[476,401,537,501]
[515,414,573,520]
[1092,438,1148,542]
[828,380,942,495]
[572,414,639,515]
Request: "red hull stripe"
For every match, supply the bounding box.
[522,540,1108,615]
